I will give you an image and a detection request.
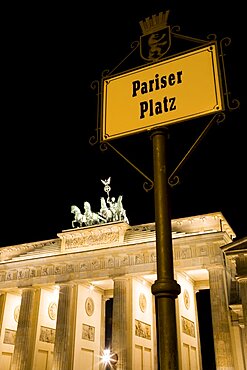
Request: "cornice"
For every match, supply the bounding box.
[171,211,236,240]
[0,239,60,262]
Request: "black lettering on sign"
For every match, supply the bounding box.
[132,71,183,97]
[139,96,177,119]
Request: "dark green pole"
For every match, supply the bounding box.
[151,129,181,370]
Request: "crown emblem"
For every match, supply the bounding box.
[139,10,170,35]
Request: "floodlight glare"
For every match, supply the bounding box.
[102,349,111,365]
[101,349,118,368]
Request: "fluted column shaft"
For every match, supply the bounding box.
[208,267,234,370]
[52,283,77,370]
[235,254,247,367]
[112,277,131,370]
[11,287,40,370]
[238,281,247,365]
[0,292,6,330]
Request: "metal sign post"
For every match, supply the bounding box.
[151,129,181,369]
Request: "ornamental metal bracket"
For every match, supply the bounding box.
[99,141,154,192]
[89,41,154,192]
[89,41,140,147]
[217,35,240,111]
[166,31,240,187]
[168,112,226,187]
[171,28,240,111]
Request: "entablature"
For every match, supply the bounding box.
[0,230,230,290]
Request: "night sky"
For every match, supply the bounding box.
[1,1,245,248]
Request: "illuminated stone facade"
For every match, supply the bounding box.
[0,212,246,370]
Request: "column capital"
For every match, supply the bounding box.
[56,281,77,287]
[206,264,225,271]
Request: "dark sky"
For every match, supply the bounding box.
[1,1,245,248]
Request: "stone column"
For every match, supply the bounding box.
[99,296,108,370]
[11,287,40,370]
[194,287,203,370]
[111,277,131,370]
[0,292,6,332]
[208,266,235,370]
[52,283,77,370]
[235,254,247,366]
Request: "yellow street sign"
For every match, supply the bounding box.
[102,43,223,141]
